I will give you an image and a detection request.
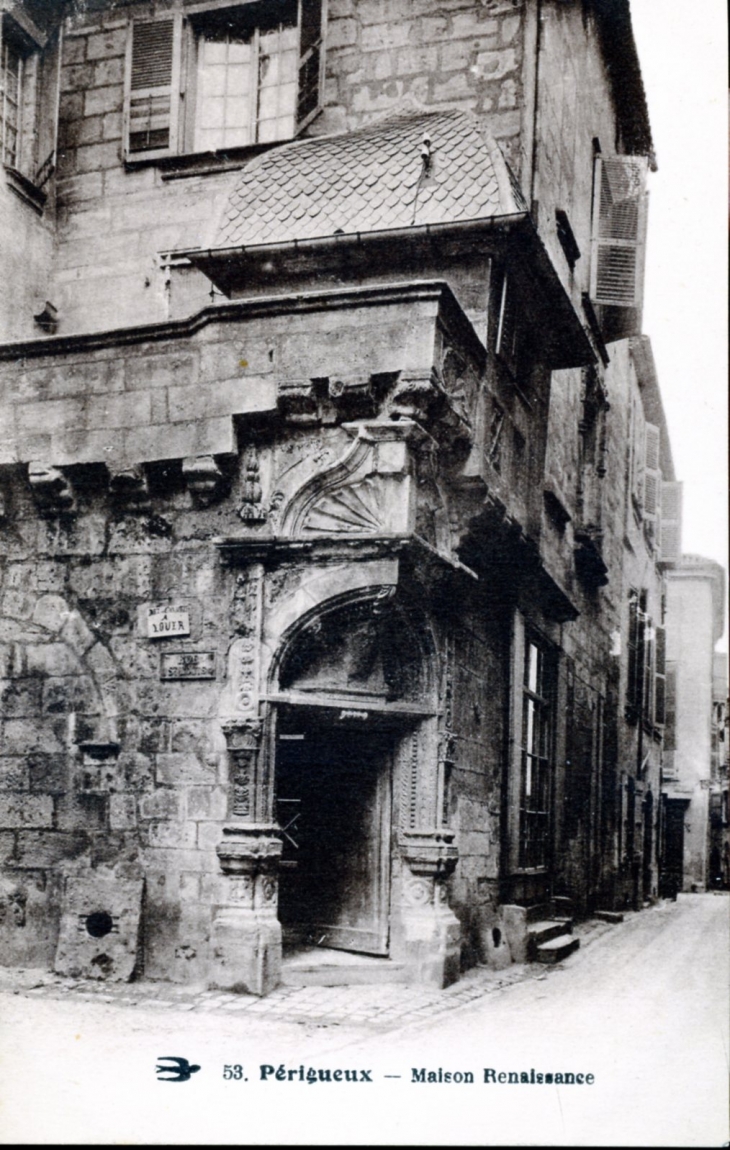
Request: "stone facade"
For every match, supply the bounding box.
[0,0,684,993]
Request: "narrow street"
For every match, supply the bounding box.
[0,894,727,1146]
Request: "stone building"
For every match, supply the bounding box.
[0,0,680,992]
[661,555,726,894]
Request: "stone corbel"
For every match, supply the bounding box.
[182,454,224,505]
[108,465,150,511]
[28,462,76,515]
[277,377,319,423]
[387,369,442,423]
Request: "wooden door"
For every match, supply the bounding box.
[276,725,392,955]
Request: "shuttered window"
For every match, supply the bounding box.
[590,154,649,308]
[654,625,666,726]
[659,480,683,563]
[0,14,60,190]
[124,1,325,160]
[643,422,662,544]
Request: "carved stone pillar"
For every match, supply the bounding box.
[210,719,283,996]
[397,830,460,988]
[210,561,283,995]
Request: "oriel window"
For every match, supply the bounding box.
[0,37,22,168]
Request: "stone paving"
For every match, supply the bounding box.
[0,915,616,1032]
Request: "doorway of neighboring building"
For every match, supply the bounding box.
[275,711,394,956]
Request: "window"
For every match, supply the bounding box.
[659,480,683,563]
[519,638,555,868]
[0,13,60,195]
[124,0,325,162]
[643,422,661,546]
[590,153,648,308]
[0,36,21,167]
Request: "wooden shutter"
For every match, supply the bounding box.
[590,154,649,308]
[33,28,61,187]
[643,422,662,544]
[124,16,181,158]
[660,480,683,563]
[654,625,666,725]
[496,272,519,377]
[296,0,325,132]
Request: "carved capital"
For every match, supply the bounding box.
[28,462,76,515]
[399,829,458,879]
[277,377,319,423]
[221,717,263,752]
[387,370,441,422]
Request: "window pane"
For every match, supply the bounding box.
[527,643,539,693]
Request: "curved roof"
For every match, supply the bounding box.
[214,109,523,250]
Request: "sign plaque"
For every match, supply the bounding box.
[160,651,216,680]
[147,607,190,638]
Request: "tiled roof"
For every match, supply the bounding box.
[214,109,522,249]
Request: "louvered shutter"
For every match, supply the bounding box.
[296,0,324,132]
[124,17,181,158]
[590,154,649,308]
[660,480,683,562]
[643,422,662,544]
[654,625,666,725]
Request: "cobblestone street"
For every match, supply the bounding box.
[1,896,727,1146]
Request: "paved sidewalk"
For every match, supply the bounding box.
[0,911,620,1031]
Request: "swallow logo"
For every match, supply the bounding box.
[156,1056,201,1082]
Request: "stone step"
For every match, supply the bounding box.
[594,909,624,924]
[280,951,409,987]
[528,919,573,948]
[524,902,555,924]
[534,934,581,965]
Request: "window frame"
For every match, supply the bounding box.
[0,11,59,206]
[123,0,326,166]
[517,633,557,871]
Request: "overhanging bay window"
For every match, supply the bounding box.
[124,0,325,161]
[0,11,60,197]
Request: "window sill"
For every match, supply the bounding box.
[4,165,47,214]
[124,140,291,181]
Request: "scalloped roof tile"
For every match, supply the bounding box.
[213,109,521,250]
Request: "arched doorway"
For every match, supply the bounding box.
[271,591,434,960]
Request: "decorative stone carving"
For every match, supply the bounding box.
[399,829,459,880]
[27,462,76,515]
[221,718,263,819]
[277,377,319,423]
[302,477,382,536]
[238,446,267,523]
[182,454,223,505]
[108,465,150,511]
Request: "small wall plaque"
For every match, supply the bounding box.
[160,651,216,680]
[147,607,190,638]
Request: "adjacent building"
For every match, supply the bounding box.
[0,0,693,992]
[662,555,726,893]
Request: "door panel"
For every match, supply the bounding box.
[276,725,392,956]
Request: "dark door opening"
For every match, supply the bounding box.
[275,713,393,956]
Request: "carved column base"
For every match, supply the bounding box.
[394,830,461,989]
[209,826,282,996]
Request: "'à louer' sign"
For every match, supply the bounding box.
[147,606,191,639]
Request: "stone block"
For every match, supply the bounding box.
[86,28,127,60]
[186,786,228,822]
[0,757,29,790]
[327,17,358,47]
[61,62,96,92]
[156,752,215,786]
[124,350,198,392]
[121,418,235,466]
[0,795,54,829]
[2,718,65,755]
[0,678,43,717]
[54,870,143,982]
[361,21,413,50]
[28,753,69,793]
[0,832,16,862]
[32,594,72,633]
[139,790,184,820]
[166,376,277,423]
[84,84,122,118]
[74,140,121,173]
[59,610,96,655]
[146,821,197,849]
[15,831,88,868]
[474,47,518,79]
[85,389,153,430]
